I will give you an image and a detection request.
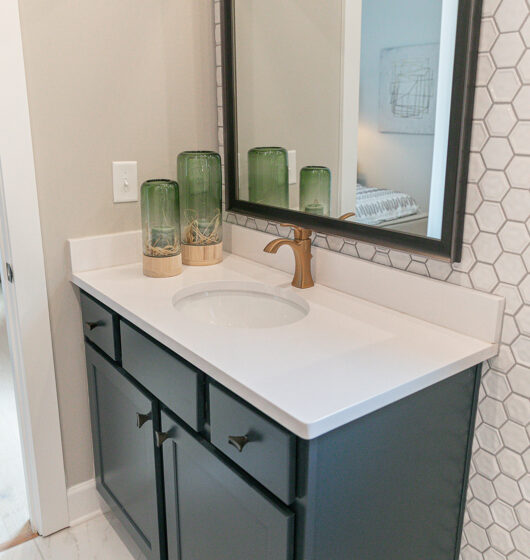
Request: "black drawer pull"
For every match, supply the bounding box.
[228,435,249,453]
[136,411,152,429]
[85,320,104,331]
[156,431,170,447]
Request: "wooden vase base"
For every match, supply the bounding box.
[143,254,182,278]
[182,242,223,266]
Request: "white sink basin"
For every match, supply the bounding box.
[172,281,309,328]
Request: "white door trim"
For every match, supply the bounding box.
[0,0,69,536]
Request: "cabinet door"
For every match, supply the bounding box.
[86,343,161,559]
[161,411,294,560]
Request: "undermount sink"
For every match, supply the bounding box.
[172,281,309,328]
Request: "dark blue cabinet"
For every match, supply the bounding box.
[161,411,294,560]
[81,291,479,560]
[85,343,162,560]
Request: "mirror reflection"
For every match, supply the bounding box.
[234,0,458,239]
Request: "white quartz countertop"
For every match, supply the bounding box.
[71,253,497,439]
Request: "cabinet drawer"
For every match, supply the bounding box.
[121,321,204,431]
[80,292,119,360]
[209,383,296,504]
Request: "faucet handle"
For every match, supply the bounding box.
[280,223,312,241]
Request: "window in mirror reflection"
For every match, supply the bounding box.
[234,0,458,240]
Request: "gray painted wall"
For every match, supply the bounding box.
[19,0,218,486]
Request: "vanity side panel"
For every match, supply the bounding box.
[296,367,480,560]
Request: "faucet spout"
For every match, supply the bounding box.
[263,224,314,289]
[263,238,294,254]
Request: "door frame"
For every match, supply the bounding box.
[0,0,69,537]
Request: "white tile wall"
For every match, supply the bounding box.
[214,0,530,557]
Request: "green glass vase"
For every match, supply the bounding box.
[299,166,331,216]
[248,147,289,208]
[177,151,223,265]
[141,179,182,277]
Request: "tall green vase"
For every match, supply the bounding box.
[248,147,289,208]
[140,179,182,277]
[177,150,223,266]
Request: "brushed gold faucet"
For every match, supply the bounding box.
[263,224,314,289]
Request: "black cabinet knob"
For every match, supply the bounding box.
[85,320,104,331]
[136,411,152,429]
[156,431,170,448]
[228,435,250,453]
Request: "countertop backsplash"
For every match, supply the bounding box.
[213,0,530,557]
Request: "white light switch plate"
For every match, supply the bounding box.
[288,150,297,184]
[112,161,138,203]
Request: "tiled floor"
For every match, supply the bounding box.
[0,515,138,559]
[0,288,29,544]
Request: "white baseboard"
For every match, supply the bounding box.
[67,479,107,527]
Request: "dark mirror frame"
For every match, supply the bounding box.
[221,0,483,262]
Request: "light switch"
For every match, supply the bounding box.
[288,150,297,184]
[112,161,138,203]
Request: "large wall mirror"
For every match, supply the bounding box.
[221,0,482,261]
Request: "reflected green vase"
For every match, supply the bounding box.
[248,147,289,208]
[299,166,331,216]
[177,151,223,247]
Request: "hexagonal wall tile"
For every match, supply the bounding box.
[510,122,530,155]
[490,500,517,531]
[477,53,496,86]
[476,201,507,232]
[494,283,524,314]
[464,215,480,243]
[513,86,530,118]
[482,137,514,169]
[502,188,530,221]
[485,104,517,136]
[468,498,495,528]
[471,262,500,291]
[519,277,530,305]
[501,315,519,345]
[474,87,494,119]
[512,336,530,367]
[494,253,527,284]
[479,170,511,201]
[499,222,530,253]
[507,365,530,398]
[483,0,502,17]
[480,396,509,427]
[487,523,515,554]
[477,423,504,453]
[500,420,530,452]
[514,501,530,529]
[467,523,492,553]
[471,121,489,151]
[498,448,527,480]
[493,474,523,505]
[489,69,521,102]
[474,232,503,263]
[480,18,500,52]
[468,153,487,182]
[515,306,530,336]
[521,16,530,46]
[506,156,530,188]
[518,50,530,83]
[491,32,525,67]
[494,0,529,32]
[483,370,512,400]
[504,392,530,425]
[470,474,498,504]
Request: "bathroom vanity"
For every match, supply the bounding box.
[71,234,502,560]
